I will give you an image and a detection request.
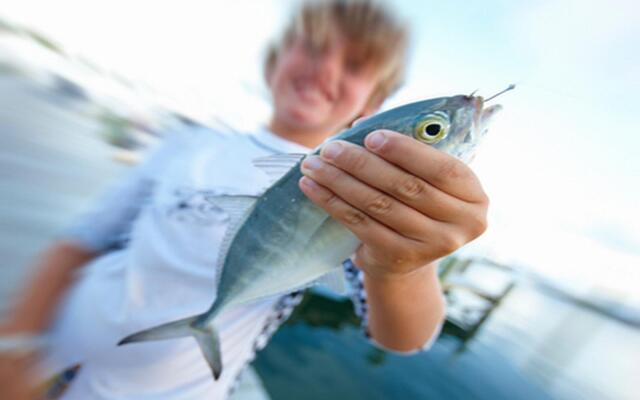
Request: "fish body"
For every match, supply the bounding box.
[119,94,503,379]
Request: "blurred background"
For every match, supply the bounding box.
[0,0,638,399]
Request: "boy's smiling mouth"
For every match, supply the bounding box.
[293,78,336,103]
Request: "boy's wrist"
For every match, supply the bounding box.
[360,260,435,286]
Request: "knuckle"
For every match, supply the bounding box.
[395,176,428,201]
[469,212,488,238]
[319,163,342,182]
[324,192,342,209]
[439,234,464,255]
[366,194,393,216]
[438,159,468,182]
[343,148,368,172]
[478,190,490,206]
[467,176,489,204]
[342,208,367,226]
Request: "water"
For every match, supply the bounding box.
[254,289,637,400]
[255,293,552,400]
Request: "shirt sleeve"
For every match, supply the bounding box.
[342,258,442,354]
[61,131,185,253]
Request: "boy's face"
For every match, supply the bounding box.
[268,32,382,137]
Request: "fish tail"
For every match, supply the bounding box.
[118,315,223,380]
[118,315,198,344]
[191,320,222,380]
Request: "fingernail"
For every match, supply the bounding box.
[366,131,386,150]
[321,142,342,160]
[301,156,323,172]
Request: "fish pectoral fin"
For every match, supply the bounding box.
[314,268,349,296]
[203,195,259,285]
[252,153,306,184]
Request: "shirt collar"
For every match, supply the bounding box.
[250,126,313,154]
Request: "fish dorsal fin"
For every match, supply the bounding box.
[252,153,306,184]
[204,195,258,284]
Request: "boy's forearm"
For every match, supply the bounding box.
[1,241,96,334]
[363,263,445,352]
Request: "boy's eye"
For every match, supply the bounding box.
[302,38,325,55]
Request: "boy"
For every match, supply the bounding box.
[0,0,488,398]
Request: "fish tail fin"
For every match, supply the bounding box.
[192,322,222,380]
[118,315,223,380]
[118,315,198,344]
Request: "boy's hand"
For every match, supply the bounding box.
[299,129,488,279]
[0,352,37,400]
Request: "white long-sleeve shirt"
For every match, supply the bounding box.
[39,126,372,399]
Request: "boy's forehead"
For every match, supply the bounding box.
[295,26,389,70]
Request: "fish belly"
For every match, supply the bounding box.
[215,217,360,311]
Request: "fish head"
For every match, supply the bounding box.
[428,95,502,162]
[352,94,502,162]
[399,95,501,162]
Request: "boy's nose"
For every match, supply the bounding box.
[312,50,342,96]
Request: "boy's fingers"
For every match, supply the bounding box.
[363,130,488,203]
[300,156,440,240]
[316,140,477,223]
[298,176,407,250]
[298,175,475,268]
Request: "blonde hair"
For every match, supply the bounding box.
[265,0,410,108]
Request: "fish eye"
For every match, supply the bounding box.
[415,114,450,144]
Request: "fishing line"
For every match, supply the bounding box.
[485,84,516,102]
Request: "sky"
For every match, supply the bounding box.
[2,0,639,302]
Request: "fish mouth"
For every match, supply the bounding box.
[456,95,501,161]
[473,84,513,130]
[467,95,502,134]
[464,95,484,140]
[470,95,484,127]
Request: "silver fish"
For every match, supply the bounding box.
[119,92,506,380]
